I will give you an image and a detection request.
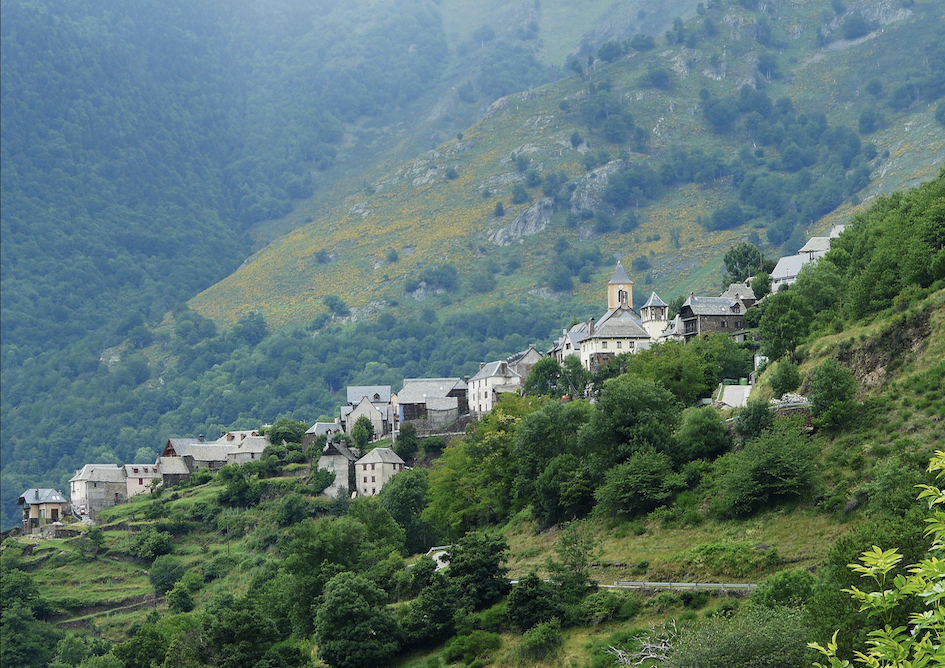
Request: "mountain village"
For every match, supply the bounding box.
[15,226,842,535]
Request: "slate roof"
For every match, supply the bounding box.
[356,447,405,466]
[18,489,67,506]
[322,441,358,462]
[609,261,631,285]
[660,315,683,339]
[346,385,391,405]
[123,464,160,477]
[642,292,668,308]
[306,422,338,436]
[799,236,831,254]
[592,305,652,339]
[469,361,523,383]
[230,435,269,454]
[173,442,237,462]
[156,456,191,475]
[341,401,389,420]
[70,464,127,484]
[772,254,810,282]
[720,283,756,301]
[681,296,743,316]
[398,378,464,404]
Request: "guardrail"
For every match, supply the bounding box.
[610,581,757,590]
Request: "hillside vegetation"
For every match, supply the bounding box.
[2,0,943,531]
[2,174,943,668]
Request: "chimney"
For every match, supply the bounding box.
[464,375,470,384]
[479,362,486,370]
[588,318,595,336]
[198,434,205,442]
[500,361,508,375]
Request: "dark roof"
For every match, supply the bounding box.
[609,261,631,285]
[681,295,744,316]
[322,441,358,462]
[720,283,756,301]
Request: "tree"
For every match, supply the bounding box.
[379,468,436,554]
[511,184,529,204]
[268,417,308,445]
[595,449,682,518]
[758,291,811,360]
[546,520,602,601]
[351,415,375,448]
[232,312,268,346]
[393,422,419,461]
[533,454,595,526]
[735,399,773,441]
[494,201,505,217]
[522,357,563,396]
[315,572,402,668]
[323,294,350,317]
[507,573,563,632]
[446,530,510,610]
[673,407,732,463]
[807,359,858,430]
[724,242,764,282]
[149,555,184,595]
[768,359,801,397]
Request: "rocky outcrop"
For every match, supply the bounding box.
[489,198,555,246]
[570,159,625,217]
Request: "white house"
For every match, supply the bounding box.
[468,360,523,416]
[69,464,129,517]
[341,385,392,436]
[226,435,270,465]
[354,447,405,497]
[124,463,161,498]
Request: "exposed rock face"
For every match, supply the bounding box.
[489,197,555,246]
[570,160,625,217]
[838,308,932,389]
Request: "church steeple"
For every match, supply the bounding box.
[607,261,633,311]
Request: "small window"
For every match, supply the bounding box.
[133,468,139,474]
[371,476,376,482]
[371,463,375,470]
[363,476,367,483]
[372,488,376,495]
[601,341,608,349]
[616,341,622,349]
[721,320,727,328]
[138,478,143,485]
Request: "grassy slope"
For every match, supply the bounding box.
[193,0,945,333]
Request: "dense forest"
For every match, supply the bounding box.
[2,174,943,666]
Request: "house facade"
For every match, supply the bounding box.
[354,447,405,497]
[226,435,270,465]
[69,464,129,517]
[124,464,161,498]
[317,441,358,498]
[303,422,339,448]
[18,488,69,531]
[507,345,544,380]
[156,456,192,487]
[341,385,392,436]
[161,437,234,470]
[677,294,750,343]
[468,360,523,416]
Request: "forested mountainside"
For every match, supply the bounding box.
[1,0,944,530]
[2,174,943,668]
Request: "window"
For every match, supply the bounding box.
[736,320,742,328]
[138,478,143,485]
[601,341,608,349]
[363,476,368,483]
[371,476,376,482]
[721,320,727,328]
[731,304,741,313]
[133,468,139,474]
[372,488,376,495]
[616,341,623,349]
[371,463,375,470]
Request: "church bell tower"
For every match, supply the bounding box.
[607,261,633,311]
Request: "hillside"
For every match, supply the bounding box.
[2,0,943,530]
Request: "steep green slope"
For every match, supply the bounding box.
[194,0,945,331]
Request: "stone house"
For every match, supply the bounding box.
[396,378,468,428]
[124,464,161,498]
[468,360,523,416]
[354,447,405,497]
[677,294,750,343]
[317,440,359,498]
[341,385,392,436]
[507,345,544,380]
[226,435,270,465]
[155,456,192,487]
[69,464,129,517]
[303,422,340,448]
[18,488,69,531]
[161,437,234,471]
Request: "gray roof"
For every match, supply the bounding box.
[592,305,652,339]
[230,435,269,454]
[356,447,405,466]
[609,261,631,285]
[306,422,338,436]
[123,464,160,476]
[660,315,683,338]
[772,254,810,281]
[799,236,831,253]
[346,385,391,405]
[681,296,744,317]
[469,360,523,383]
[70,464,127,484]
[642,291,668,308]
[398,378,464,404]
[156,456,191,475]
[341,401,389,420]
[18,488,67,506]
[322,440,358,462]
[173,442,237,462]
[720,283,756,301]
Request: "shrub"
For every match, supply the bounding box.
[734,400,773,441]
[149,555,183,594]
[166,584,194,613]
[517,618,562,662]
[768,359,801,397]
[808,359,858,430]
[580,589,642,625]
[442,631,502,665]
[126,528,173,562]
[752,568,815,608]
[507,573,563,632]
